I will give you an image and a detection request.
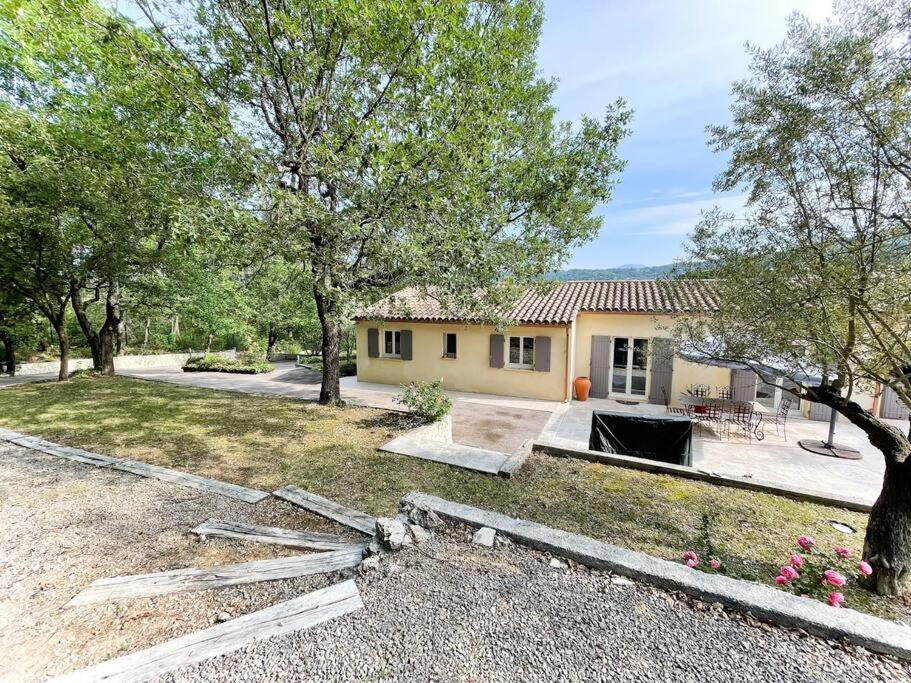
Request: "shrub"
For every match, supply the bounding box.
[183,354,274,375]
[396,379,452,422]
[299,357,357,377]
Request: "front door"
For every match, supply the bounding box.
[610,337,649,398]
[590,335,612,399]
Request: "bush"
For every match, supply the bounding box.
[183,354,274,375]
[299,357,357,377]
[396,379,452,422]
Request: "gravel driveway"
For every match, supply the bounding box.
[3,441,910,682]
[0,443,360,682]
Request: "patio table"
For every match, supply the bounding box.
[678,396,766,440]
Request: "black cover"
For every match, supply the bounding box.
[588,410,692,466]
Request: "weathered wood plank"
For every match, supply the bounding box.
[65,547,364,607]
[272,485,377,535]
[191,518,369,552]
[109,459,268,503]
[52,579,363,683]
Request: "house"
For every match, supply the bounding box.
[353,279,731,405]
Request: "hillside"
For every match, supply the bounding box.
[547,264,677,281]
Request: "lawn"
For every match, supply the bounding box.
[0,376,906,622]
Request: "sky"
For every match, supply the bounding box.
[538,0,833,269]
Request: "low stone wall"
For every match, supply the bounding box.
[407,413,453,443]
[13,349,237,376]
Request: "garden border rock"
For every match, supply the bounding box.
[534,441,872,513]
[401,491,911,661]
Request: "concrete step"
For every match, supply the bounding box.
[380,436,511,475]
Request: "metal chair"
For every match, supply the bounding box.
[687,384,711,399]
[716,386,732,400]
[770,398,793,440]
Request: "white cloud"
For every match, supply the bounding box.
[600,192,749,237]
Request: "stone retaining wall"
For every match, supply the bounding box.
[13,349,237,376]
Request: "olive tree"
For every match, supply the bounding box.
[139,0,631,403]
[682,1,911,595]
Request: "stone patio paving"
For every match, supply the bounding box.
[540,397,904,505]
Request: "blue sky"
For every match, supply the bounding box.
[539,0,832,269]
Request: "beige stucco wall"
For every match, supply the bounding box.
[355,321,570,401]
[570,312,729,405]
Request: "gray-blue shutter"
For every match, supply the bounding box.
[489,334,504,368]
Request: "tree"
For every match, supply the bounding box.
[0,0,241,375]
[682,1,911,595]
[139,0,631,403]
[0,286,41,376]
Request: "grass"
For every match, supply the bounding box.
[1,375,907,622]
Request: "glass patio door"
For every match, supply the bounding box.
[610,337,649,397]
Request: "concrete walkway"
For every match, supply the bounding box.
[541,397,902,505]
[0,373,57,388]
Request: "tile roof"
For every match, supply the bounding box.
[354,280,720,325]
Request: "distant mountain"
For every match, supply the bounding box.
[547,264,678,281]
[615,263,647,269]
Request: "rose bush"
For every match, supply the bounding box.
[680,534,869,608]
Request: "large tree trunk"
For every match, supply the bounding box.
[143,316,150,349]
[814,390,911,595]
[1,330,15,376]
[97,282,122,376]
[267,322,277,360]
[313,287,341,405]
[55,322,69,381]
[70,283,102,371]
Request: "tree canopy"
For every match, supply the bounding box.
[681,0,911,595]
[138,0,631,401]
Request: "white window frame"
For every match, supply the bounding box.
[507,335,535,369]
[383,329,402,358]
[609,337,650,397]
[442,332,457,359]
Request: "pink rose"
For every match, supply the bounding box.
[686,558,698,568]
[834,545,851,559]
[822,569,846,587]
[709,559,721,570]
[858,561,873,577]
[775,575,789,585]
[797,535,816,552]
[827,591,845,608]
[779,566,800,581]
[682,550,699,567]
[789,554,804,569]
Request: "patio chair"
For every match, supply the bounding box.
[692,403,724,437]
[770,398,793,440]
[687,384,711,399]
[726,403,755,442]
[716,386,732,400]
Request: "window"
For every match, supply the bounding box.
[384,330,401,357]
[610,337,648,396]
[508,335,534,368]
[443,332,457,359]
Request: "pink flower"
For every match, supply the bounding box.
[822,569,846,587]
[709,559,721,570]
[858,561,873,577]
[775,575,789,585]
[779,566,800,581]
[686,558,698,568]
[834,545,851,559]
[789,554,804,569]
[797,535,816,552]
[800,593,809,599]
[827,591,845,608]
[682,550,699,567]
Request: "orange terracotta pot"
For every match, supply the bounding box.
[574,376,592,401]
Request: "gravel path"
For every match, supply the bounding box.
[168,531,911,683]
[0,443,362,682]
[4,439,911,682]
